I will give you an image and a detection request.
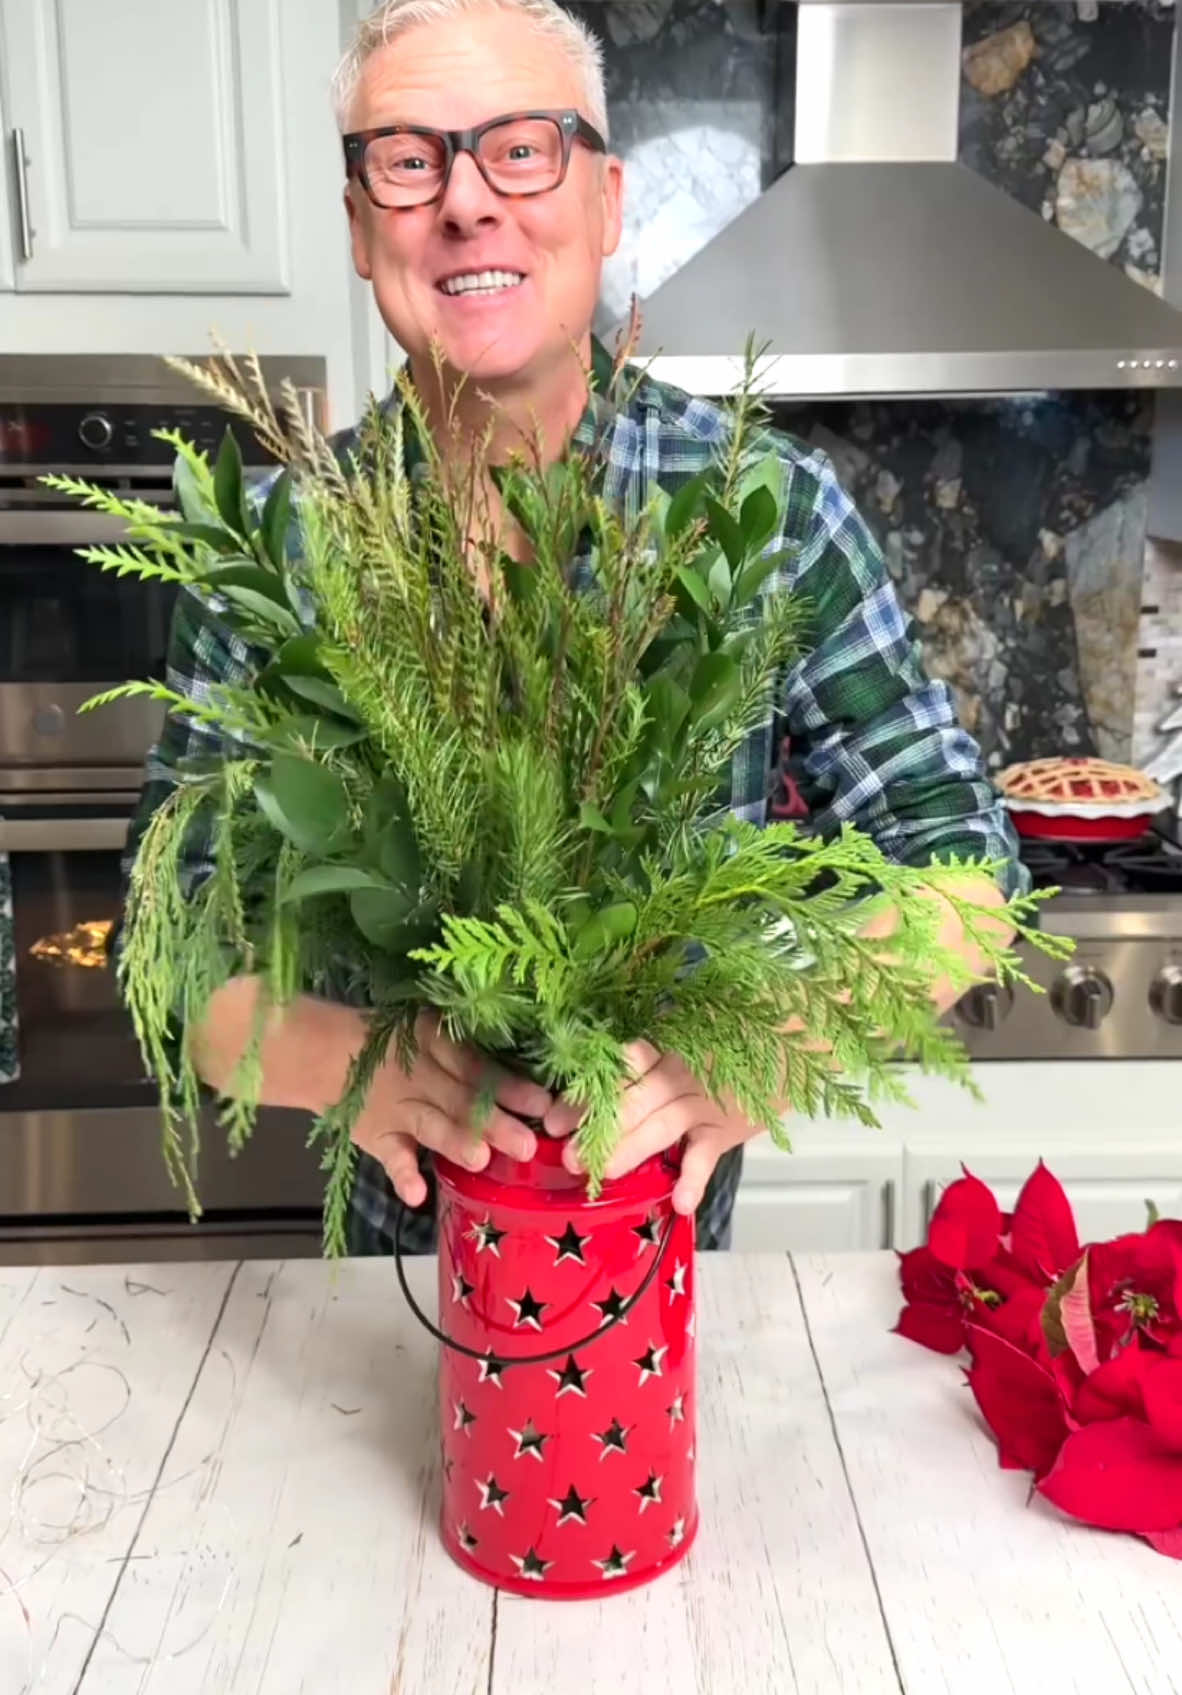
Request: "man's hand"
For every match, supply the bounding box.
[543,1040,764,1218]
[357,1011,550,1208]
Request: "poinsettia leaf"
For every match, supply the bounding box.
[964,1324,1070,1477]
[212,427,250,537]
[281,865,393,904]
[1011,1160,1081,1283]
[1041,1252,1099,1374]
[260,470,293,567]
[254,754,350,857]
[1038,1417,1182,1532]
[928,1170,1002,1270]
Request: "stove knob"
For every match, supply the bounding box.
[957,981,1014,1030]
[78,410,114,451]
[1052,966,1114,1030]
[1149,964,1182,1026]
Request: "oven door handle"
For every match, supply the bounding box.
[0,816,130,853]
[0,511,140,547]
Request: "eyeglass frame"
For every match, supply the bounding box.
[342,108,608,210]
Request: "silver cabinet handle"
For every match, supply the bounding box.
[11,127,34,262]
[0,816,129,853]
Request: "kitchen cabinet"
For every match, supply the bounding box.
[733,1124,902,1252]
[0,0,287,294]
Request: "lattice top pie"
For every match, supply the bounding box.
[996,757,1162,809]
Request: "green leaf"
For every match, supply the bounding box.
[707,548,732,612]
[214,585,301,639]
[271,634,332,678]
[270,712,369,752]
[204,562,293,606]
[664,470,710,539]
[260,471,293,568]
[281,865,393,903]
[349,884,419,951]
[213,428,250,537]
[736,451,783,511]
[1146,1197,1162,1227]
[704,498,745,573]
[501,559,538,605]
[674,564,712,615]
[573,900,639,960]
[283,674,363,722]
[173,452,214,526]
[644,675,690,751]
[579,802,612,833]
[169,520,242,553]
[739,484,779,556]
[362,775,422,889]
[689,651,741,729]
[734,547,792,607]
[254,753,351,856]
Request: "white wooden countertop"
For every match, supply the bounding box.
[1,1252,1179,1695]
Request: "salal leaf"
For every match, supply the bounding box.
[362,775,422,890]
[734,547,793,608]
[704,498,745,573]
[281,865,393,904]
[169,520,242,553]
[173,452,215,526]
[664,470,710,539]
[674,564,712,615]
[739,484,779,556]
[644,674,690,751]
[260,471,293,568]
[270,712,369,752]
[213,427,251,537]
[707,548,732,612]
[283,674,363,723]
[215,585,301,639]
[689,651,741,729]
[254,753,350,856]
[204,562,292,606]
[349,884,419,951]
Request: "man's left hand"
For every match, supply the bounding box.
[542,1040,766,1217]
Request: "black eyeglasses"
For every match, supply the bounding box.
[342,108,607,210]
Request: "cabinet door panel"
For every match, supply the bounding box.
[1,0,287,292]
[732,1179,893,1253]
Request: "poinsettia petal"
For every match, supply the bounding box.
[1144,1527,1182,1559]
[1039,1418,1182,1532]
[1010,1161,1080,1283]
[897,1245,957,1305]
[1142,1358,1182,1452]
[965,1324,1070,1477]
[978,1283,1046,1358]
[1074,1346,1149,1424]
[895,1301,965,1355]
[929,1172,1002,1271]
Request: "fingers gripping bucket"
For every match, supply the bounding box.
[396,1134,698,1599]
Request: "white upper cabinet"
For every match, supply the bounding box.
[0,77,13,287]
[0,0,288,293]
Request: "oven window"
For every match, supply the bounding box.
[0,549,177,683]
[0,845,151,1111]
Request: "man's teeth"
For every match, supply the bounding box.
[439,270,525,296]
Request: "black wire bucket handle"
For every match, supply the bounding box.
[393,1200,679,1374]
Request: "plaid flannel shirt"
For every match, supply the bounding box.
[123,341,1027,1256]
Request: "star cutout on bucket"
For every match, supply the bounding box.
[510,1547,553,1582]
[593,1417,630,1460]
[635,1472,663,1513]
[477,1350,505,1389]
[457,1522,479,1552]
[667,1392,686,1429]
[506,1287,548,1331]
[634,1342,668,1386]
[509,1419,550,1462]
[545,1220,589,1264]
[453,1399,477,1435]
[467,1217,506,1257]
[477,1474,510,1515]
[549,1482,593,1526]
[548,1353,592,1398]
[632,1215,661,1254]
[665,1259,688,1300]
[594,1545,635,1579]
[668,1517,687,1548]
[593,1287,630,1327]
[451,1271,475,1308]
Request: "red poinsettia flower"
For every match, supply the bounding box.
[1088,1221,1182,1357]
[964,1324,1071,1478]
[895,1170,1014,1354]
[1007,1160,1081,1286]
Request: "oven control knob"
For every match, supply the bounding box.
[957,981,1014,1030]
[78,410,114,451]
[1052,966,1114,1030]
[1149,965,1182,1026]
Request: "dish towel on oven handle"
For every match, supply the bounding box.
[0,851,18,1083]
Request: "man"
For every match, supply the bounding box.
[126,0,1026,1255]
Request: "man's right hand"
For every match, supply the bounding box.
[355,1010,550,1208]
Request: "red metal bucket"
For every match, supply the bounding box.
[396,1134,698,1599]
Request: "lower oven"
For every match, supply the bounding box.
[0,353,327,1263]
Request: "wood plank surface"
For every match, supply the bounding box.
[491,1255,902,1695]
[0,1262,236,1695]
[78,1257,492,1695]
[794,1253,1182,1695]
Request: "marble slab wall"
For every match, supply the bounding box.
[960,1,1175,294]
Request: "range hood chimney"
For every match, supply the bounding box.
[631,2,1182,398]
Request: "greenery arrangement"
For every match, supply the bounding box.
[48,346,1069,1255]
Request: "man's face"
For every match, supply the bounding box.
[344,9,624,389]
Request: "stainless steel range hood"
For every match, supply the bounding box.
[633,2,1182,398]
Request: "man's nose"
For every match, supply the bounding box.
[437,149,503,232]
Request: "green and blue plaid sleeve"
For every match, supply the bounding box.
[772,443,1029,900]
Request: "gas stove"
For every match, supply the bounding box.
[951,830,1182,1060]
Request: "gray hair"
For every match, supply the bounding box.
[331,0,609,139]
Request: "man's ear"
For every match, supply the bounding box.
[344,182,374,281]
[600,155,624,259]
